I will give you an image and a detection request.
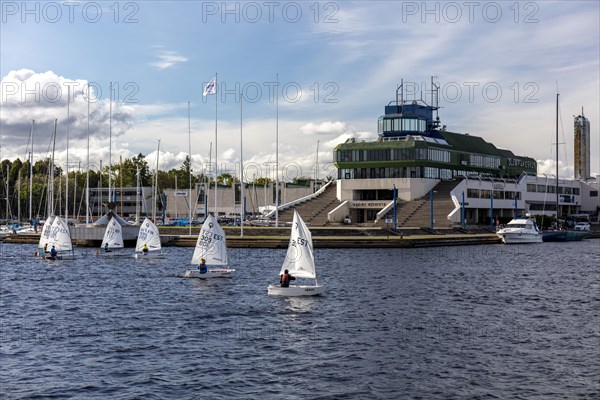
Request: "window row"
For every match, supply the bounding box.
[378,117,427,133]
[469,154,500,169]
[526,184,580,195]
[466,188,521,200]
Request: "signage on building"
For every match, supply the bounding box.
[493,183,504,189]
[507,158,536,170]
[350,201,388,209]
[174,191,188,197]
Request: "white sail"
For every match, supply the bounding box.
[135,217,162,252]
[279,211,316,279]
[100,217,124,250]
[46,216,73,252]
[38,215,55,249]
[191,214,228,266]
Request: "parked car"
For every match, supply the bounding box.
[574,222,590,231]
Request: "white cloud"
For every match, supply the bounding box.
[149,50,188,70]
[300,121,347,135]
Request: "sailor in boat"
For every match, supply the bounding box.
[49,245,58,260]
[280,269,295,288]
[197,258,208,274]
[43,243,49,253]
[142,243,149,253]
[104,243,111,253]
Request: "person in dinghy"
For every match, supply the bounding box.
[197,258,208,274]
[280,269,295,288]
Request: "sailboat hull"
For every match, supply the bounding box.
[133,251,165,260]
[542,231,589,242]
[183,268,235,279]
[267,284,325,296]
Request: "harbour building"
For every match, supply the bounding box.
[327,80,599,226]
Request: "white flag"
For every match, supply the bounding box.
[203,77,216,96]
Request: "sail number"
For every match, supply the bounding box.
[293,236,308,247]
[199,232,223,246]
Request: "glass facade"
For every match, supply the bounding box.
[378,117,426,133]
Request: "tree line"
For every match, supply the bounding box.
[0,154,285,221]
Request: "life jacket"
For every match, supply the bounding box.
[281,274,289,284]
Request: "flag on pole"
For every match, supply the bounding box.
[203,77,216,96]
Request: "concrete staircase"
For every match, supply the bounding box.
[378,180,458,228]
[275,182,339,225]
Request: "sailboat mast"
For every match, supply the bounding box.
[214,73,218,217]
[29,119,34,222]
[240,92,244,237]
[556,93,559,219]
[109,82,112,204]
[86,84,90,224]
[275,73,279,227]
[49,119,57,216]
[188,101,192,235]
[65,88,70,223]
[153,140,160,223]
[135,165,140,222]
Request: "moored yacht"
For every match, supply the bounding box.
[496,216,543,244]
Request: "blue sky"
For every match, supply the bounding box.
[1,1,599,180]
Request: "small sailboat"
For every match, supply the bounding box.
[183,214,235,278]
[268,211,324,296]
[99,217,124,255]
[133,217,165,259]
[44,216,76,260]
[37,215,56,255]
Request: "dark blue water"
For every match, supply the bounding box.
[1,241,599,399]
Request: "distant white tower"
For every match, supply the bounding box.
[574,109,590,180]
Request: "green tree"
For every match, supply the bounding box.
[217,173,237,186]
[252,177,272,186]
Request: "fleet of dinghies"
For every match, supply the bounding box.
[183,214,235,278]
[29,207,326,296]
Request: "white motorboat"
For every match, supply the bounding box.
[496,216,543,244]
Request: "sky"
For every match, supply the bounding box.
[1,0,599,182]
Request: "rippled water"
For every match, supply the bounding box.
[1,241,599,399]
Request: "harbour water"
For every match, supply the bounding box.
[1,241,598,399]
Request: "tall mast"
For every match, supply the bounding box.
[275,73,279,227]
[188,101,192,235]
[109,82,113,204]
[214,73,218,217]
[65,88,70,223]
[135,165,140,222]
[49,119,57,216]
[29,119,35,221]
[153,140,160,223]
[86,84,90,224]
[240,92,244,237]
[556,93,559,219]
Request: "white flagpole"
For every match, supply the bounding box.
[188,101,192,235]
